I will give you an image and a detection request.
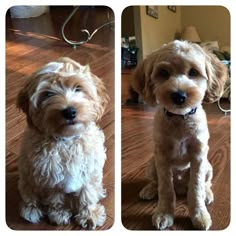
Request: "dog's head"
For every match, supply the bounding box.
[17,57,109,137]
[132,40,228,114]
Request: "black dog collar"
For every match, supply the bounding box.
[164,107,197,120]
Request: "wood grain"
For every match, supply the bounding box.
[122,102,230,230]
[6,6,114,230]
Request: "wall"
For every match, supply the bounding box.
[138,6,181,58]
[181,6,230,48]
[122,6,135,37]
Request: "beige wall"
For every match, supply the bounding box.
[181,6,230,48]
[138,6,181,58]
[122,6,230,59]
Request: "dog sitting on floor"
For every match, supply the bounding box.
[132,40,228,230]
[16,57,109,229]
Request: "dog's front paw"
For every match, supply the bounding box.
[20,204,43,223]
[75,204,106,230]
[152,212,174,230]
[48,208,72,225]
[192,210,212,230]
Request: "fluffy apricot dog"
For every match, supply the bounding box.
[17,57,109,229]
[132,40,228,230]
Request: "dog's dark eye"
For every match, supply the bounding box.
[189,68,199,77]
[45,91,56,98]
[39,91,56,104]
[75,86,81,92]
[159,69,170,79]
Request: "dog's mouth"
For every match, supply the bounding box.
[64,119,79,126]
[52,119,83,138]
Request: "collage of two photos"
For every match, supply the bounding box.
[6,5,230,231]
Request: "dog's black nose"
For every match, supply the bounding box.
[62,107,77,120]
[170,90,187,105]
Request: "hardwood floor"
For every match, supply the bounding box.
[122,102,230,230]
[6,6,114,230]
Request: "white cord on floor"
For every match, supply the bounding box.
[217,85,231,114]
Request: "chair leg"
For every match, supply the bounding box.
[61,6,114,48]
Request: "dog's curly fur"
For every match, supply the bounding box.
[132,40,228,230]
[17,57,109,229]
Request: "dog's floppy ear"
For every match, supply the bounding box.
[17,74,39,114]
[16,75,37,127]
[204,50,228,103]
[17,82,29,114]
[132,58,157,105]
[90,73,110,121]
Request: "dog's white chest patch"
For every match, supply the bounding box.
[31,123,106,193]
[61,170,83,193]
[57,142,93,193]
[32,140,92,192]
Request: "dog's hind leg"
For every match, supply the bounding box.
[139,157,158,200]
[18,177,43,223]
[139,181,158,200]
[205,161,214,205]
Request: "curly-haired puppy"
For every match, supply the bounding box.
[17,57,109,229]
[132,40,228,230]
